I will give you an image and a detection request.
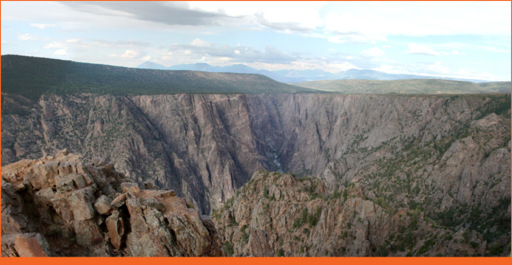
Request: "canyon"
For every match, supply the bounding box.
[1,55,510,256]
[3,93,510,213]
[2,92,510,256]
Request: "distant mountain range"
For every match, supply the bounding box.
[137,61,487,83]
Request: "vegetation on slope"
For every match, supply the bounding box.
[1,55,315,100]
[214,170,509,257]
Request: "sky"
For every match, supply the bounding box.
[1,1,511,81]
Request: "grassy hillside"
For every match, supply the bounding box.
[1,55,315,100]
[296,79,511,94]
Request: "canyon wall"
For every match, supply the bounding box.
[2,94,510,216]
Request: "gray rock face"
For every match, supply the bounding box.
[1,152,224,257]
[2,94,510,219]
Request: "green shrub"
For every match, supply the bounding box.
[293,217,302,229]
[489,243,503,256]
[224,242,234,256]
[301,208,308,224]
[417,239,435,255]
[241,225,249,244]
[263,187,269,198]
[308,207,322,228]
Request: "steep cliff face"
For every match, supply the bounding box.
[2,94,510,219]
[1,150,223,257]
[2,94,283,213]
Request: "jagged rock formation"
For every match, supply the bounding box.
[1,150,223,257]
[213,170,508,257]
[2,93,510,217]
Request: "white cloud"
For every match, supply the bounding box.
[325,62,360,72]
[140,55,152,61]
[54,49,68,56]
[30,23,56,29]
[121,49,138,59]
[327,36,345,44]
[162,52,174,60]
[191,38,211,47]
[246,59,359,73]
[3,2,510,42]
[18,33,37,41]
[450,50,466,55]
[441,49,464,56]
[481,46,510,54]
[360,47,385,57]
[323,2,510,42]
[405,43,440,56]
[44,42,65,49]
[324,12,387,43]
[373,64,400,74]
[188,1,324,32]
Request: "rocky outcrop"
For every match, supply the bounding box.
[1,150,223,257]
[214,171,507,257]
[2,93,510,218]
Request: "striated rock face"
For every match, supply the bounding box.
[1,150,223,257]
[213,171,507,257]
[2,94,510,219]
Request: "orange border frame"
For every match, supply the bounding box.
[0,1,511,264]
